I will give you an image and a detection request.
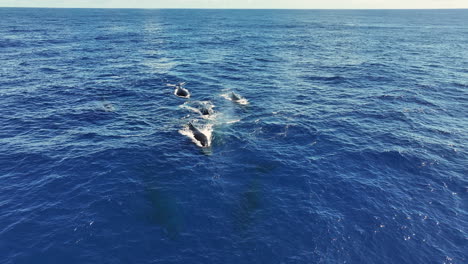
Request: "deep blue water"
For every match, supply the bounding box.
[0,8,467,264]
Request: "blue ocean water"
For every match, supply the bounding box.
[0,8,467,263]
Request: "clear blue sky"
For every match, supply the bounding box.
[0,0,466,9]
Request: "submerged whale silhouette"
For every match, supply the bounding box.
[188,122,209,147]
[199,105,213,116]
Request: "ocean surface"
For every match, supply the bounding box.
[0,8,467,264]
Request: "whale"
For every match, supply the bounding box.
[188,122,209,147]
[102,102,115,112]
[175,85,190,98]
[99,97,116,112]
[199,105,213,116]
[167,82,190,98]
[230,92,241,101]
[225,91,248,105]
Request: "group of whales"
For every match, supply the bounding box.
[167,82,246,148]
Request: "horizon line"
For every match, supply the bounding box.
[0,7,467,10]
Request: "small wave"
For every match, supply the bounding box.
[358,149,425,175]
[95,35,110,41]
[41,38,69,45]
[97,73,118,78]
[376,94,404,101]
[254,57,282,63]
[216,74,244,81]
[116,131,156,138]
[55,110,115,125]
[8,28,45,33]
[0,38,26,48]
[218,65,241,73]
[35,50,61,58]
[452,82,467,88]
[254,122,317,143]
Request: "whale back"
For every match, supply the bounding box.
[188,122,197,132]
[188,122,208,147]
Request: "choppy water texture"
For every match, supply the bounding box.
[1,8,467,264]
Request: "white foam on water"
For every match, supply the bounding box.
[101,102,115,112]
[237,98,249,105]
